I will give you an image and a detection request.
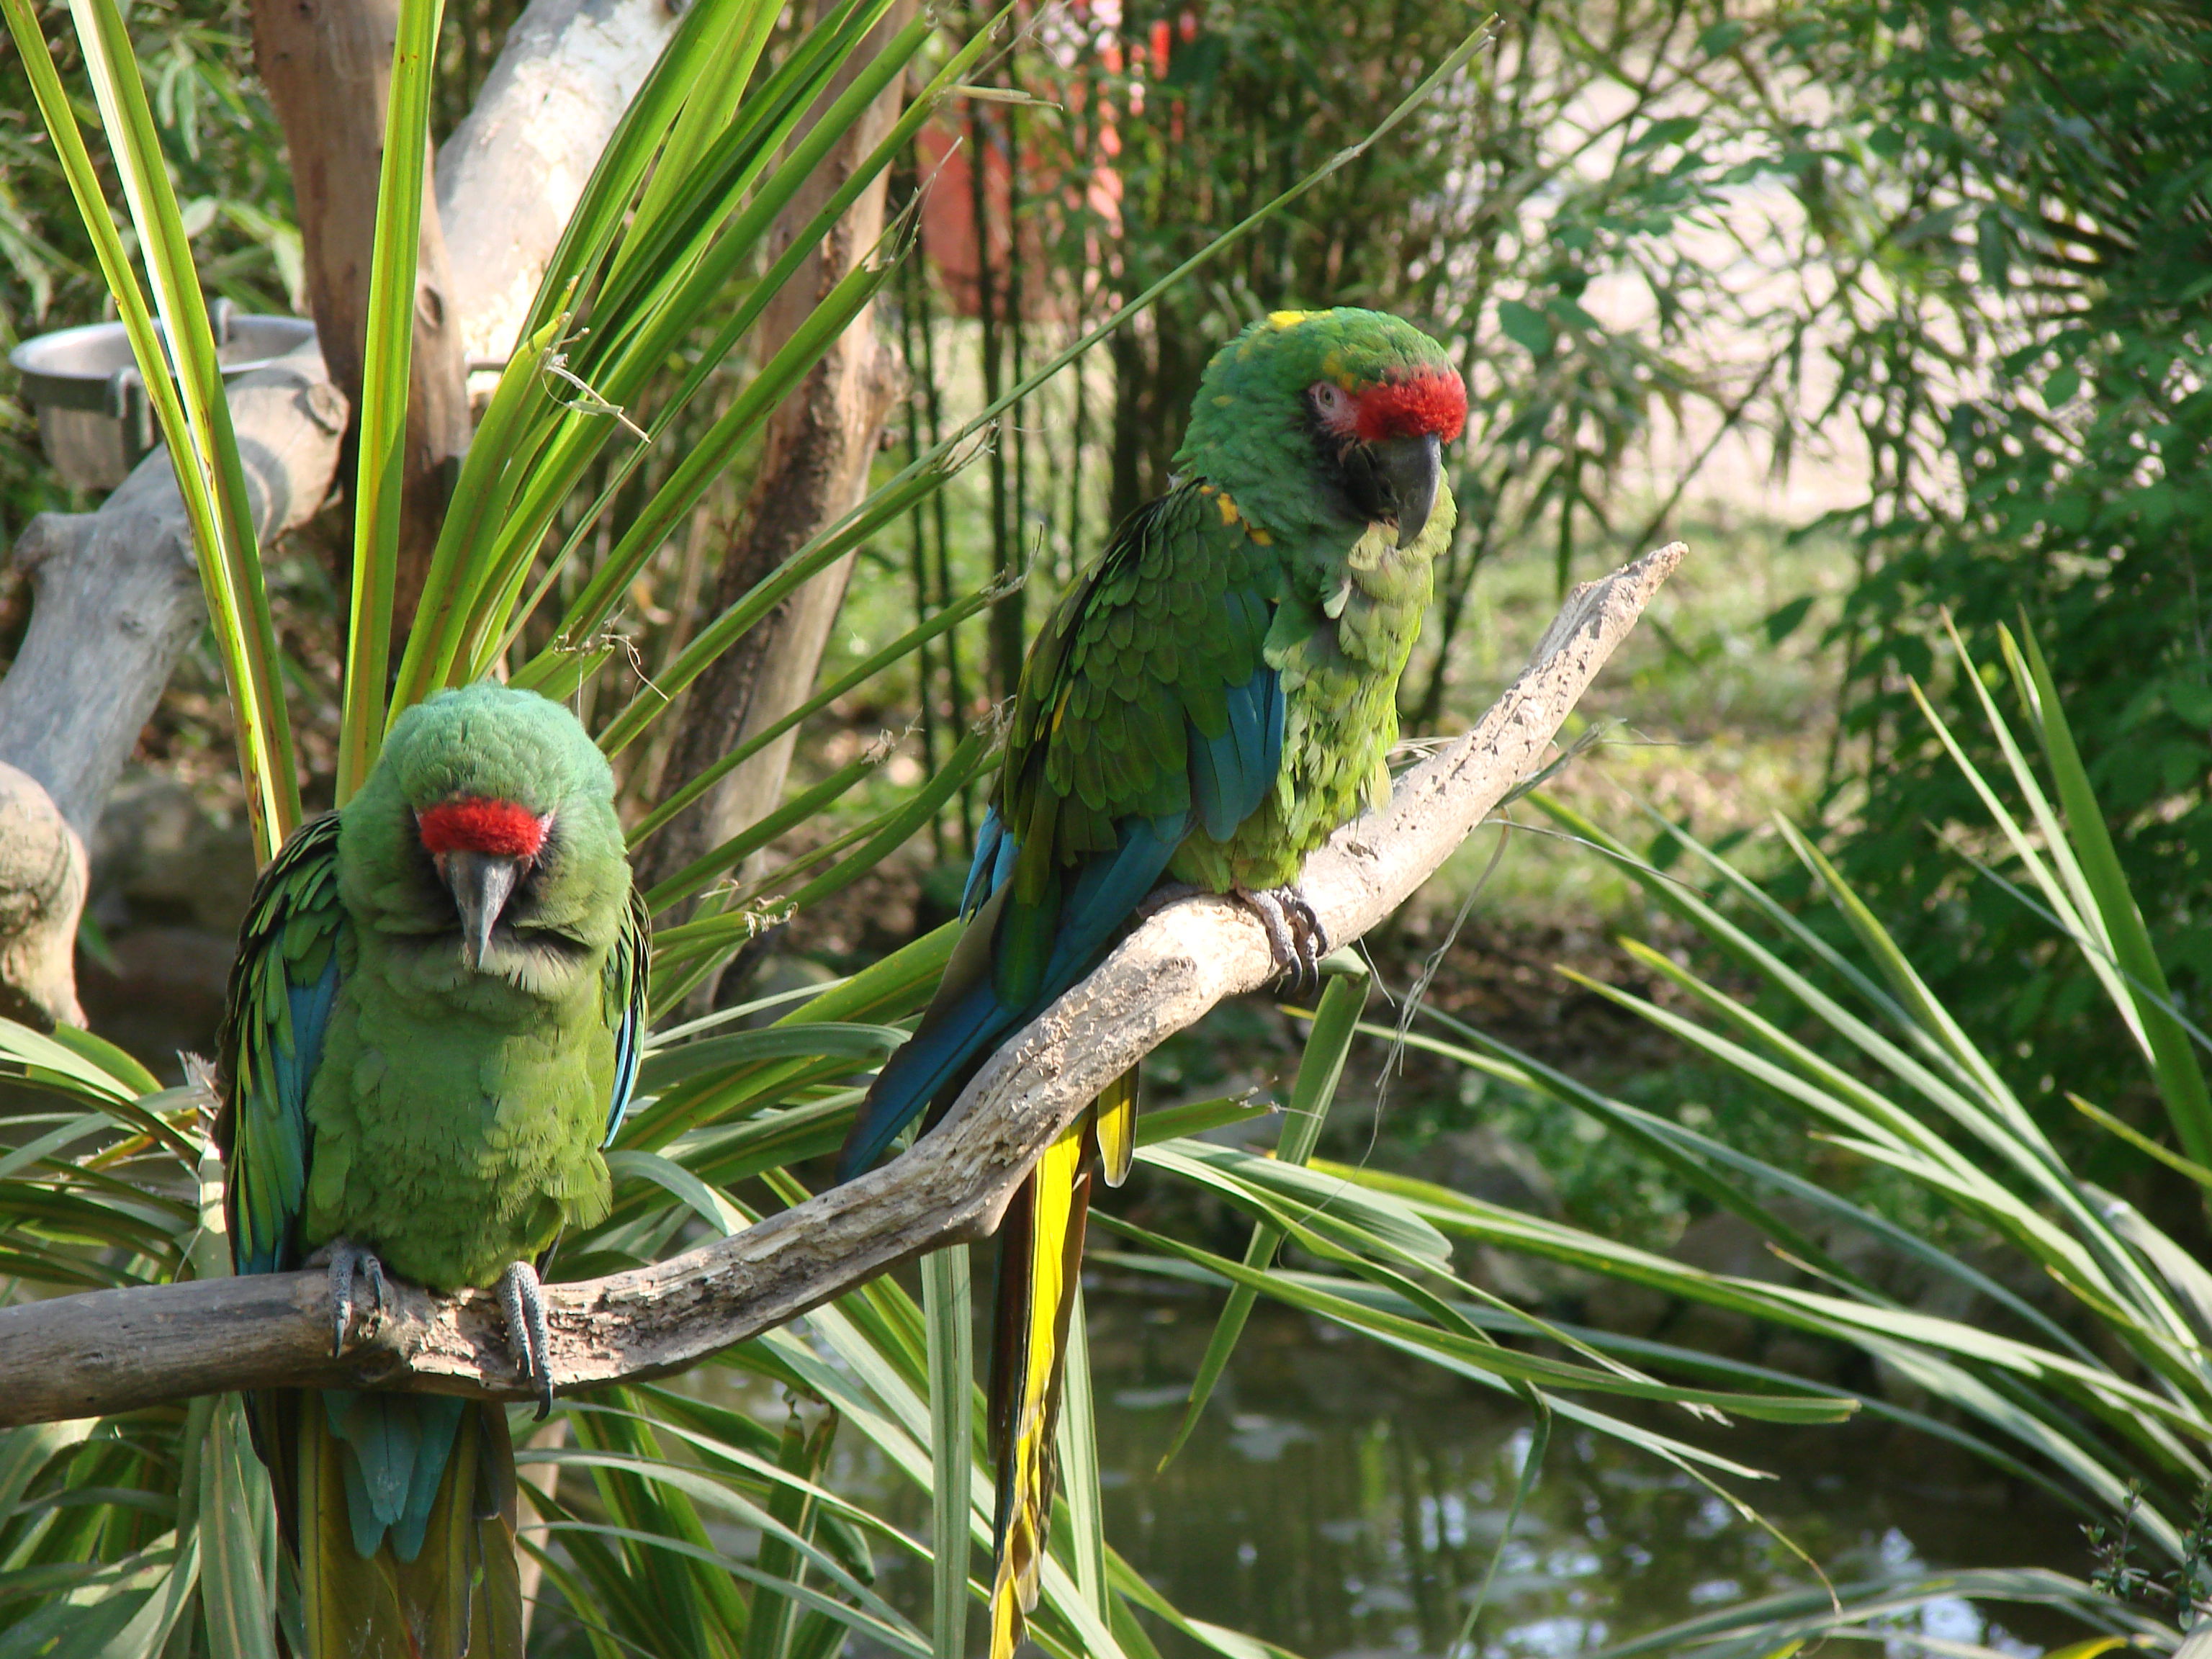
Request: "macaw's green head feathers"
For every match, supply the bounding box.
[341,684,630,978]
[1175,307,1465,544]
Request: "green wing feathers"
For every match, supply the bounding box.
[1000,485,1277,886]
[218,811,346,1278]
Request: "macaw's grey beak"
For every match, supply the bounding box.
[440,849,526,971]
[1372,431,1442,545]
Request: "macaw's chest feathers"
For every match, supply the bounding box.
[1169,485,1452,893]
[301,957,619,1292]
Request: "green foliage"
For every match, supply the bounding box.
[1794,0,2212,1130]
[1339,624,2212,1650]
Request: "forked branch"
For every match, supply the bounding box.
[0,542,1683,1429]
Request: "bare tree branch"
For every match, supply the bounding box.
[0,541,1683,1429]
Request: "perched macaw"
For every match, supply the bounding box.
[837,307,1466,1656]
[218,683,648,1659]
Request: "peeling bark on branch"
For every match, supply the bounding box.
[0,543,1684,1428]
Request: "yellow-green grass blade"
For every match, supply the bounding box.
[0,1017,153,1107]
[1543,958,2144,1323]
[628,578,1007,848]
[1382,1004,2145,1377]
[1158,963,1369,1469]
[195,1396,277,1659]
[1452,1403,1549,1657]
[1585,1570,2156,1659]
[644,749,894,914]
[387,310,566,711]
[567,1401,757,1653]
[5,0,297,856]
[590,0,904,338]
[475,0,958,677]
[590,464,966,751]
[764,1309,1131,1659]
[1099,1212,1855,1424]
[606,0,783,294]
[503,245,908,691]
[1774,819,2191,1333]
[529,1469,917,1651]
[515,0,791,345]
[1922,619,2143,1050]
[644,732,992,1007]
[2011,621,2212,1166]
[336,0,446,801]
[922,1247,973,1659]
[1053,1285,1108,1617]
[2071,1093,2212,1188]
[737,1405,836,1659]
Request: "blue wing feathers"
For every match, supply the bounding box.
[837,488,1290,1184]
[601,889,649,1147]
[1192,667,1281,843]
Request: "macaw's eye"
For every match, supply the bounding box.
[1309,382,1352,421]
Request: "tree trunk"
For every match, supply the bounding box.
[250,0,475,629]
[637,0,916,933]
[0,356,349,1029]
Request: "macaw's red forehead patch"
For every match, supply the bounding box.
[1354,367,1467,444]
[417,797,549,859]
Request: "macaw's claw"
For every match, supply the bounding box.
[499,1259,557,1420]
[1133,881,1202,923]
[311,1238,389,1357]
[1236,885,1331,999]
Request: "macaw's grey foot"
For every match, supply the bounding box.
[307,1238,388,1357]
[499,1259,557,1420]
[1133,881,1202,922]
[1236,885,1331,998]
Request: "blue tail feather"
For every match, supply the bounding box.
[323,1390,466,1560]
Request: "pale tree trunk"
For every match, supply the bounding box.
[637,0,916,940]
[0,0,679,1030]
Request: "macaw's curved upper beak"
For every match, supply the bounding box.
[439,849,526,971]
[1371,431,1442,545]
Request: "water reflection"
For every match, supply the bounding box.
[811,1290,2083,1657]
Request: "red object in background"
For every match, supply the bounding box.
[914,6,1180,322]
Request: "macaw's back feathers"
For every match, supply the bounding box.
[836,489,1282,1176]
[220,682,646,1659]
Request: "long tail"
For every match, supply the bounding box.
[986,1067,1136,1659]
[265,1390,523,1658]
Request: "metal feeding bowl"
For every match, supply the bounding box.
[9,302,319,490]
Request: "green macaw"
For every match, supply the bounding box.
[837,307,1466,1656]
[218,683,648,1659]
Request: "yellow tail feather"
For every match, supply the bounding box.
[1094,1067,1138,1190]
[987,1119,1095,1659]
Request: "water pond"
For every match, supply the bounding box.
[827,1288,2090,1658]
